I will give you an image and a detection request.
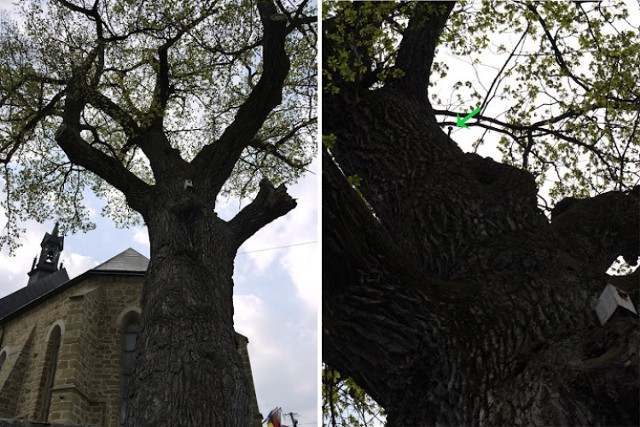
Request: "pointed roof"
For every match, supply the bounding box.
[40,221,64,250]
[93,248,149,273]
[0,248,148,322]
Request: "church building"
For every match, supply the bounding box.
[0,224,262,426]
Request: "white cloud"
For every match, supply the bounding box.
[229,167,319,423]
[0,221,51,296]
[87,207,97,219]
[281,244,319,311]
[61,252,99,278]
[278,169,319,311]
[239,230,281,274]
[132,228,150,246]
[234,294,317,423]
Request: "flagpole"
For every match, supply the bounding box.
[286,412,298,427]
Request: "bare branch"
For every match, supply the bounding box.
[228,178,297,248]
[1,90,65,164]
[525,3,590,92]
[147,8,216,129]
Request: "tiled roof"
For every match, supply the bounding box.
[0,269,69,320]
[93,248,149,272]
[0,248,148,322]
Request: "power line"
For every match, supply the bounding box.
[237,241,317,255]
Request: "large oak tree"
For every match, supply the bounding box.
[0,0,316,425]
[323,1,638,425]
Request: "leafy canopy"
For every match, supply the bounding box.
[324,0,639,207]
[0,0,316,251]
[323,364,385,427]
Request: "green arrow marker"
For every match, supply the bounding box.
[456,107,481,128]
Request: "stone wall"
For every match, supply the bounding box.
[46,276,143,426]
[236,334,264,427]
[0,273,262,427]
[0,274,142,426]
[0,418,76,427]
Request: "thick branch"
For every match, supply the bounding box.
[54,123,150,213]
[228,178,296,248]
[324,146,624,425]
[323,148,451,406]
[191,0,291,196]
[87,89,141,138]
[389,2,455,101]
[55,0,99,18]
[323,150,441,297]
[551,189,640,272]
[326,87,542,278]
[87,87,191,189]
[55,75,150,213]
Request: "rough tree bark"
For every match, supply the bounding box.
[127,177,295,426]
[51,1,300,425]
[323,2,639,426]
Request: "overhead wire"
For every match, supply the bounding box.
[237,240,317,255]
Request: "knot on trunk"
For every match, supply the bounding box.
[169,193,203,223]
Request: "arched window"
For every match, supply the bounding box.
[120,320,140,424]
[40,325,61,421]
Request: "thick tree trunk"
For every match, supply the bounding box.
[125,196,250,426]
[323,86,639,426]
[121,177,295,426]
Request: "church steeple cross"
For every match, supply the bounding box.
[27,222,65,285]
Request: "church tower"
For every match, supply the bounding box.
[27,222,65,285]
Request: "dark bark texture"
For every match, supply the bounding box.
[122,185,287,426]
[122,179,295,427]
[323,2,639,426]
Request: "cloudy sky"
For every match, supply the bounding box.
[0,0,319,424]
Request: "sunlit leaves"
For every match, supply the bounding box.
[323,1,411,92]
[322,364,385,427]
[437,0,639,206]
[323,133,337,150]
